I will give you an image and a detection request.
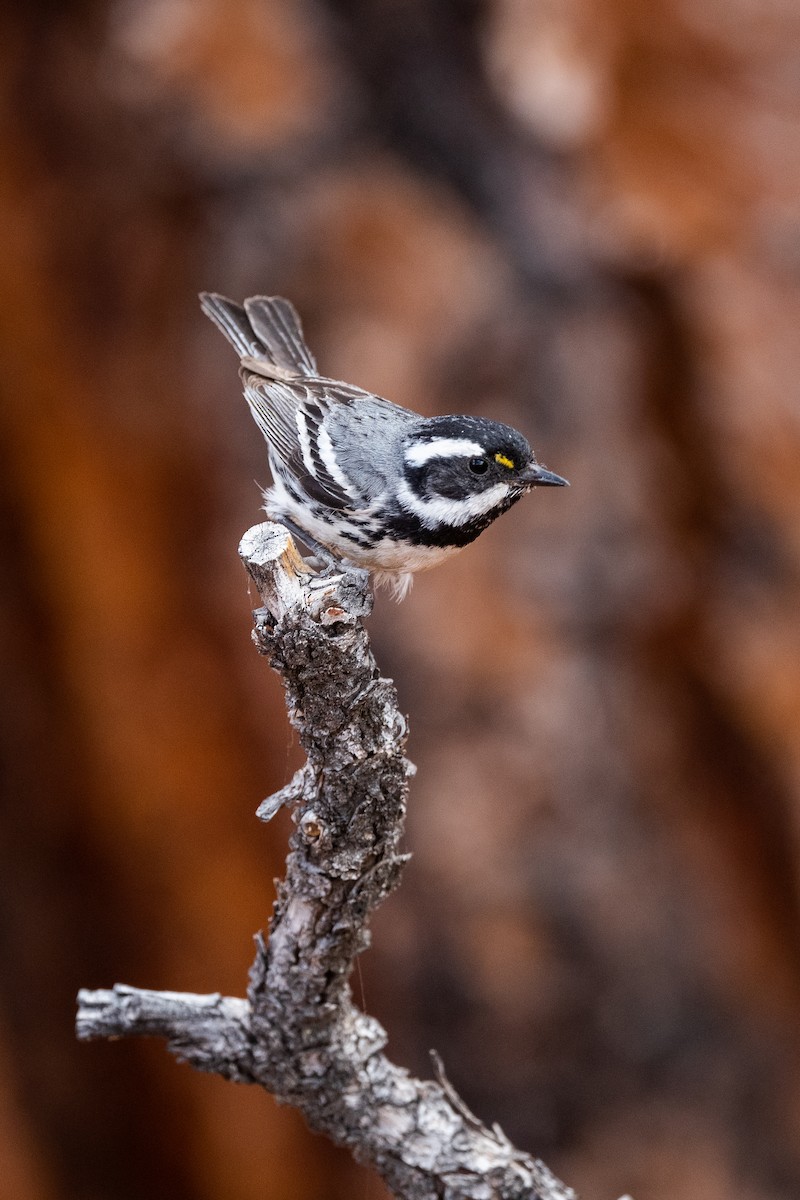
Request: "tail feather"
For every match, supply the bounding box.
[200,291,317,376]
[199,293,258,359]
[244,297,317,375]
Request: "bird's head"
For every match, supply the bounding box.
[399,416,568,532]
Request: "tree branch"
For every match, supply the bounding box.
[76,521,577,1200]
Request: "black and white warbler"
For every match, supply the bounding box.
[201,292,568,600]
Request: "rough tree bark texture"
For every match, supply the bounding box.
[76,523,576,1200]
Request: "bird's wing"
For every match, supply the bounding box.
[243,375,400,510]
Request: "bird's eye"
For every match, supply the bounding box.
[469,456,489,474]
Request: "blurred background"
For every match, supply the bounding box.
[2,1,800,1198]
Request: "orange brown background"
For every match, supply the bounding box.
[2,2,800,1198]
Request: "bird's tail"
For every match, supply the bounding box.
[199,293,318,376]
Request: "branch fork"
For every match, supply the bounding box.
[76,521,576,1200]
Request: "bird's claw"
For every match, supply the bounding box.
[313,555,370,589]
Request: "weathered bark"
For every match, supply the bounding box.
[76,522,576,1200]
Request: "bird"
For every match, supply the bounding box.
[200,292,568,600]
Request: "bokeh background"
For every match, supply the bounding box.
[2,2,800,1198]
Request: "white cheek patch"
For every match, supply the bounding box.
[396,479,510,528]
[404,437,485,467]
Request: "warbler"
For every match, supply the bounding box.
[201,292,568,599]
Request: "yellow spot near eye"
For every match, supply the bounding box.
[494,453,515,470]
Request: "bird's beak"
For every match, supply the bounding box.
[519,463,569,487]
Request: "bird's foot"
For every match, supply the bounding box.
[275,518,372,606]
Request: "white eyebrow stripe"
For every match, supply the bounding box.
[404,438,485,467]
